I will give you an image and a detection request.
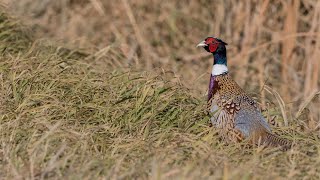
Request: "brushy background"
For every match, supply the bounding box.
[0,0,319,179]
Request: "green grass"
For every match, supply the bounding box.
[0,11,319,180]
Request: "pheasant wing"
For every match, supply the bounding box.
[234,107,271,138]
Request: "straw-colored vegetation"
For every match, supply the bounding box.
[0,0,319,179]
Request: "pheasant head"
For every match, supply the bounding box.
[197,37,228,76]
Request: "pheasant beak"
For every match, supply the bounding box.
[196,41,207,47]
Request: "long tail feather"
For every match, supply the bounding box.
[262,132,292,150]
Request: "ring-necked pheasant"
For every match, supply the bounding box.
[197,37,291,149]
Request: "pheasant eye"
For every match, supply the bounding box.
[206,38,214,44]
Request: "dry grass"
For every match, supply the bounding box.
[0,0,319,179]
[4,0,319,125]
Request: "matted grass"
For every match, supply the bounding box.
[0,10,319,180]
[5,0,319,129]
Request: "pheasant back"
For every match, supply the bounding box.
[209,73,291,148]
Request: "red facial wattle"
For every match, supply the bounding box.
[205,37,214,44]
[209,43,218,53]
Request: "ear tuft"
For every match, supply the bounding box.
[216,38,228,45]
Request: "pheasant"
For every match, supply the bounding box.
[197,37,291,149]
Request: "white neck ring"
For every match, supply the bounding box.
[211,64,228,76]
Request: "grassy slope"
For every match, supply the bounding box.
[0,12,319,180]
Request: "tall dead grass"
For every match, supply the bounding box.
[0,1,320,179]
[0,14,316,178]
[4,0,319,130]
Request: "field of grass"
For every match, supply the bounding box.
[0,1,320,179]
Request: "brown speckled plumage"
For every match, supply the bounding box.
[198,37,291,149]
[209,73,291,149]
